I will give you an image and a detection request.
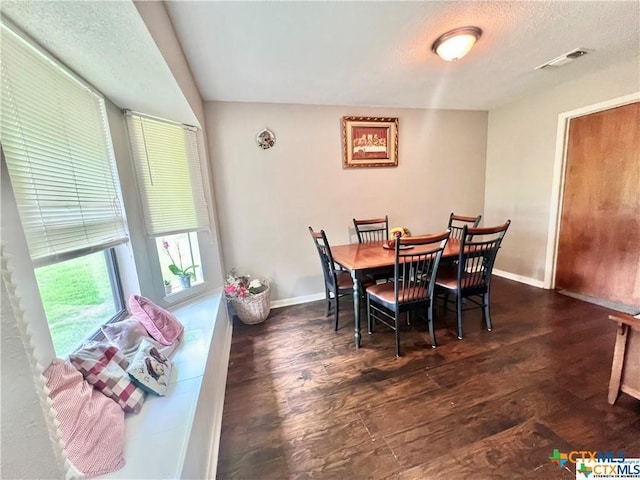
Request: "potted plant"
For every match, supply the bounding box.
[224,270,270,324]
[162,240,198,289]
[163,280,172,295]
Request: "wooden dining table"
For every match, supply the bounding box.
[331,238,461,348]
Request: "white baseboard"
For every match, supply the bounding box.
[271,268,544,308]
[493,269,545,289]
[272,271,546,308]
[271,292,325,309]
[200,297,232,480]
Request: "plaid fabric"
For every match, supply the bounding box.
[69,342,145,414]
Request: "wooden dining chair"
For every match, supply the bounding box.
[441,213,482,269]
[447,213,482,240]
[353,216,389,243]
[353,215,393,282]
[435,220,511,340]
[366,230,450,357]
[309,227,374,331]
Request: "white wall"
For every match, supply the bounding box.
[485,58,640,283]
[1,280,62,479]
[206,102,488,301]
[1,156,64,479]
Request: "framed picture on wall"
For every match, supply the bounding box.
[342,116,398,168]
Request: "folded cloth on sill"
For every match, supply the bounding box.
[44,359,126,478]
[127,339,174,396]
[69,342,145,414]
[102,317,182,360]
[128,294,184,345]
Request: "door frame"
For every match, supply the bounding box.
[543,92,640,289]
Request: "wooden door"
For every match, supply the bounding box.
[556,102,640,306]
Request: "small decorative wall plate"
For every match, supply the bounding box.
[256,128,275,149]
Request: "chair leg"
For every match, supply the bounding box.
[456,294,464,339]
[395,311,401,357]
[333,294,340,331]
[324,287,331,317]
[367,295,373,334]
[483,292,492,331]
[427,302,437,348]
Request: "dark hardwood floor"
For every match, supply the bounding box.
[217,277,640,479]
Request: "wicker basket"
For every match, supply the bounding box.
[230,285,271,325]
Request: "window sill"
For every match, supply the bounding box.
[99,287,231,479]
[162,281,208,305]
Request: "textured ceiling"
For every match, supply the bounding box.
[1,0,198,125]
[1,1,639,121]
[165,1,640,110]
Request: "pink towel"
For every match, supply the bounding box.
[44,359,126,477]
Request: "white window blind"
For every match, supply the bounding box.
[0,23,128,267]
[125,113,210,236]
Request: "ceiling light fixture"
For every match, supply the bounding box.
[431,26,482,62]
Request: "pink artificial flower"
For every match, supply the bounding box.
[225,285,237,296]
[238,287,247,299]
[162,240,169,249]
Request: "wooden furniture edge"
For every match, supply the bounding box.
[607,311,640,405]
[608,313,640,329]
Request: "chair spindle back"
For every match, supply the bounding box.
[394,231,450,305]
[447,213,482,241]
[456,221,511,292]
[309,227,338,292]
[353,216,389,243]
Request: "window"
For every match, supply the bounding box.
[126,113,210,290]
[34,250,124,356]
[125,113,209,237]
[1,21,128,354]
[157,232,202,292]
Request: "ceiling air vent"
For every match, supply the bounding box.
[535,48,588,70]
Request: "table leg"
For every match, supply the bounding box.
[608,322,629,405]
[352,274,361,348]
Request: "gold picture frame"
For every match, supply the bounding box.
[342,116,398,168]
